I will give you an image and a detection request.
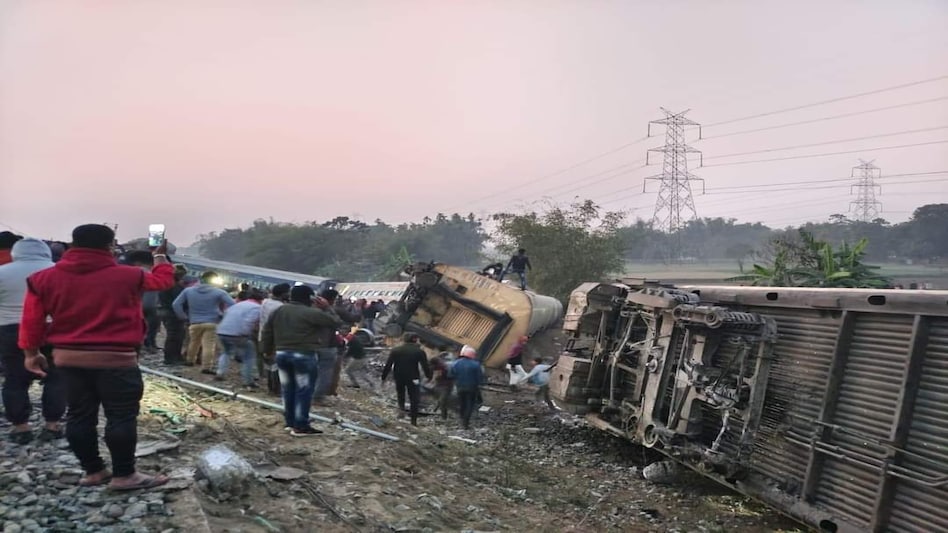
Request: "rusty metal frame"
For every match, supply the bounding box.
[870,314,930,532]
[802,310,856,501]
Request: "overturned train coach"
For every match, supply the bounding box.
[552,281,948,533]
[380,262,563,368]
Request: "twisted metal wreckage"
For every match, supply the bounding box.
[551,280,948,533]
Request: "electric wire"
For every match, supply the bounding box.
[443,135,651,211]
[702,140,948,168]
[704,74,948,128]
[703,126,948,160]
[700,96,948,140]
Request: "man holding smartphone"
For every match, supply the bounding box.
[20,224,174,490]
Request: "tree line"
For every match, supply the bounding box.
[192,203,948,302]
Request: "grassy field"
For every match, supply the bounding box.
[622,261,948,289]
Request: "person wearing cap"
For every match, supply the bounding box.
[449,345,484,430]
[381,333,432,426]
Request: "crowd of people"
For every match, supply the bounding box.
[0,226,557,496]
[0,226,172,490]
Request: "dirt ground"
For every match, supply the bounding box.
[132,347,805,533]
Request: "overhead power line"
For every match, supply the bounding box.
[692,178,948,210]
[704,74,948,128]
[702,140,948,168]
[697,170,948,192]
[589,176,948,214]
[445,135,651,212]
[701,96,948,140]
[703,125,948,160]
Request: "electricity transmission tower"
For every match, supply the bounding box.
[644,108,704,234]
[849,160,882,222]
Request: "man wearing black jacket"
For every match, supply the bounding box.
[381,334,432,426]
[158,265,188,365]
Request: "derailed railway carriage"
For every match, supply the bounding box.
[552,281,948,532]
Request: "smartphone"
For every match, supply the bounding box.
[148,224,166,248]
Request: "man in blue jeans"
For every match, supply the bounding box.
[260,285,341,437]
[311,289,360,405]
[216,289,264,388]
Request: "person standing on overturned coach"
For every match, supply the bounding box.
[20,224,174,490]
[381,333,432,426]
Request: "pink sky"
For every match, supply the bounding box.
[1,0,947,245]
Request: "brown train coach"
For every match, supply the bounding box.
[552,281,948,532]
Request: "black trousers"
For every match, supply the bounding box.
[0,324,65,426]
[160,313,186,364]
[61,366,144,477]
[395,379,421,423]
[457,388,478,428]
[143,308,161,349]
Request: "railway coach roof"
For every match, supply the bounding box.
[174,255,332,285]
[679,285,948,316]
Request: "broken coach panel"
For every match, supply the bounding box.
[383,262,563,367]
[553,282,948,533]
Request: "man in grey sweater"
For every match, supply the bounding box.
[172,271,235,373]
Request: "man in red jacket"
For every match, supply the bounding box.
[20,224,175,491]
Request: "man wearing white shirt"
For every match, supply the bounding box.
[523,357,557,410]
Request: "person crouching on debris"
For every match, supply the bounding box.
[381,333,432,426]
[450,346,484,430]
[506,335,529,388]
[523,357,557,410]
[20,224,174,490]
[261,285,342,437]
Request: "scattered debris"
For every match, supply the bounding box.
[195,445,256,498]
[642,460,682,483]
[135,438,181,458]
[256,465,307,481]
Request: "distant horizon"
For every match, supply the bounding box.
[2,1,946,244]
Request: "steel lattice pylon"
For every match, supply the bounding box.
[849,159,883,222]
[644,108,704,233]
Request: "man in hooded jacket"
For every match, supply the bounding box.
[20,224,174,491]
[0,238,64,444]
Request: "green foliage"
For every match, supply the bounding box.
[491,200,625,303]
[196,214,486,281]
[726,229,891,288]
[376,246,415,281]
